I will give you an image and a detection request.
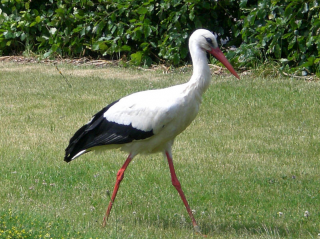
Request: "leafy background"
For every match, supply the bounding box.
[0,0,319,74]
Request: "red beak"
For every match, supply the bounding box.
[208,47,240,79]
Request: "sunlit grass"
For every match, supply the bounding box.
[0,62,319,238]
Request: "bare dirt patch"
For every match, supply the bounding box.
[0,56,185,82]
[0,56,236,79]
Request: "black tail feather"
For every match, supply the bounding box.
[64,124,90,162]
[64,99,154,162]
[64,100,119,162]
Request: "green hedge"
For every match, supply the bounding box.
[233,0,320,74]
[0,0,319,74]
[0,0,240,65]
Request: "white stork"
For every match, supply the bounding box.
[65,29,240,232]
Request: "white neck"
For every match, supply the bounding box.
[187,43,211,98]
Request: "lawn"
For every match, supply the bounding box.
[0,62,319,238]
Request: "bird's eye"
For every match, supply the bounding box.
[205,38,213,45]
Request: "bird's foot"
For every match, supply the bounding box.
[101,217,107,228]
[194,225,207,237]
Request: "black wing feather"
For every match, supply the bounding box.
[64,100,154,162]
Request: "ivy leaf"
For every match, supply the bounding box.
[288,36,296,50]
[301,3,309,13]
[30,22,37,27]
[96,21,105,36]
[172,53,180,65]
[92,42,100,51]
[144,25,152,37]
[180,46,188,59]
[240,0,248,8]
[297,36,306,53]
[130,51,143,65]
[87,1,94,7]
[282,33,292,39]
[279,58,289,63]
[284,5,292,17]
[3,31,14,39]
[35,16,41,23]
[140,42,149,51]
[99,42,108,51]
[306,36,314,47]
[189,10,195,21]
[121,45,131,51]
[43,49,53,58]
[136,7,148,15]
[80,27,86,37]
[51,44,59,52]
[41,35,49,40]
[20,33,26,41]
[274,44,281,59]
[301,56,315,67]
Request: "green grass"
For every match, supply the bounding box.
[0,62,319,238]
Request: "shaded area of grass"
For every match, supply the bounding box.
[0,62,319,238]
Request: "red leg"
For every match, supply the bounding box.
[102,154,132,227]
[165,152,201,233]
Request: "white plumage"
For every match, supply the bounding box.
[105,85,199,153]
[65,29,239,233]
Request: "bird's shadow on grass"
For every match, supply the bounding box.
[198,221,289,237]
[128,216,290,237]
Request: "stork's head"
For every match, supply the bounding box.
[189,29,240,79]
